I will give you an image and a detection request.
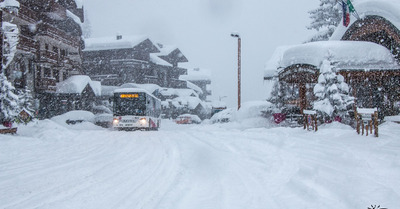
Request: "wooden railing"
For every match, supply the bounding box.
[17,35,39,54]
[39,50,59,64]
[37,24,81,48]
[37,77,57,92]
[18,4,39,23]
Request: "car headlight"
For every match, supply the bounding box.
[113,118,119,126]
[139,118,147,125]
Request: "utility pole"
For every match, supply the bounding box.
[231,32,241,110]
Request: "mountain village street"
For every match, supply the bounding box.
[1,120,399,209]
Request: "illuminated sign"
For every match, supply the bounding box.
[120,94,139,98]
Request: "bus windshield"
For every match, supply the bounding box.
[113,93,146,116]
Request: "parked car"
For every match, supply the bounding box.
[175,114,202,124]
[51,110,95,125]
[93,105,113,128]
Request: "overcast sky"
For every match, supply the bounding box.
[83,0,319,108]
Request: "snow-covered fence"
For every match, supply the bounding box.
[356,108,378,137]
[303,110,318,132]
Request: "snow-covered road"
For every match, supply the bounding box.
[1,120,399,209]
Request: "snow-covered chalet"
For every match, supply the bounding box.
[264,0,400,117]
[83,35,189,89]
[1,0,85,118]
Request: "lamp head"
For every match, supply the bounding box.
[231,32,240,38]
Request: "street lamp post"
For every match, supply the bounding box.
[231,32,241,110]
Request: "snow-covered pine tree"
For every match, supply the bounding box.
[313,59,354,121]
[307,0,341,42]
[268,78,288,110]
[0,73,20,123]
[18,87,35,114]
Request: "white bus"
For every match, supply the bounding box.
[112,88,161,131]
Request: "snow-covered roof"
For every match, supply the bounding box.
[84,36,148,52]
[101,85,119,97]
[67,10,83,26]
[114,88,160,101]
[114,88,149,94]
[120,83,162,94]
[264,46,292,79]
[211,100,227,108]
[150,54,172,67]
[159,88,199,98]
[331,0,400,41]
[180,68,211,81]
[74,0,83,8]
[156,44,178,56]
[173,96,204,110]
[186,81,203,94]
[56,75,101,96]
[278,41,400,71]
[0,0,20,8]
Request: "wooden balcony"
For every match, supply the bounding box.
[37,24,81,48]
[170,79,187,89]
[36,77,57,92]
[17,35,39,55]
[143,76,159,85]
[18,4,39,23]
[39,50,59,64]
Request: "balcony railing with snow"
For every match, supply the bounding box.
[17,35,39,54]
[37,77,57,92]
[37,24,81,48]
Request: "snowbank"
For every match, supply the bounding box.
[385,115,400,123]
[210,101,274,128]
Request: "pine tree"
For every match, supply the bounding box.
[0,73,20,123]
[307,0,341,42]
[18,87,35,114]
[313,59,354,121]
[268,79,287,110]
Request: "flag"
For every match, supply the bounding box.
[347,0,361,20]
[347,0,355,13]
[342,0,350,27]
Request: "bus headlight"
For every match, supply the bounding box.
[113,118,119,126]
[139,118,147,125]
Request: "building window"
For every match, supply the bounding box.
[44,68,52,78]
[61,49,66,57]
[54,70,60,82]
[53,46,59,61]
[62,71,68,81]
[53,46,58,54]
